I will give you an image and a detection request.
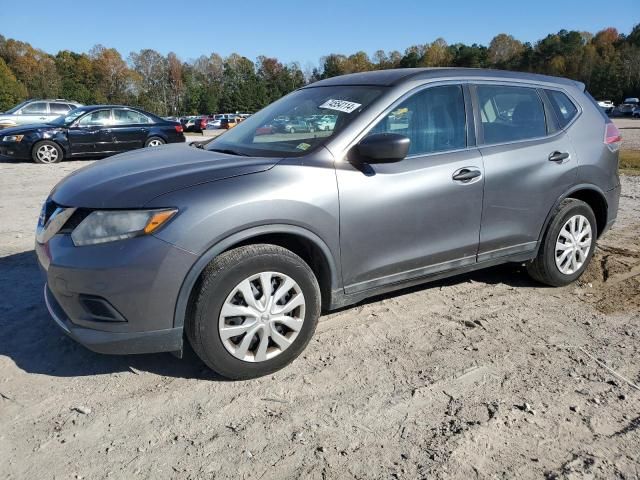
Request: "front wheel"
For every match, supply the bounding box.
[527,199,597,286]
[186,244,321,380]
[32,140,63,164]
[145,136,165,148]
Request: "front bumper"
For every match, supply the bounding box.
[0,141,31,159]
[45,284,183,354]
[37,233,198,355]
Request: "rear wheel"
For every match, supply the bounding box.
[186,244,321,380]
[32,141,63,164]
[145,137,165,147]
[527,199,597,286]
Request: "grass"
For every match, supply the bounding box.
[620,150,640,175]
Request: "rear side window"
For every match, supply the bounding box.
[113,109,152,125]
[545,90,578,129]
[368,84,467,156]
[477,85,546,144]
[50,103,72,115]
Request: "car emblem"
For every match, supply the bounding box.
[35,206,76,244]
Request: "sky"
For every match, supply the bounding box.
[1,0,638,67]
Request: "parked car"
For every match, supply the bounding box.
[314,115,337,131]
[182,117,207,133]
[36,69,621,379]
[255,124,276,135]
[275,118,316,133]
[633,106,640,118]
[0,105,184,163]
[0,99,82,130]
[220,117,239,129]
[207,119,222,129]
[617,98,639,116]
[597,100,615,114]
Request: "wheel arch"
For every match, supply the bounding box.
[173,224,341,330]
[536,184,609,252]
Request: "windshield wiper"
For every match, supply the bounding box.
[208,148,249,156]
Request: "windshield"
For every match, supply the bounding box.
[206,85,384,157]
[5,100,30,114]
[48,107,90,126]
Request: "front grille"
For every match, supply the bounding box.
[59,209,92,233]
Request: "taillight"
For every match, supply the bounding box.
[175,125,183,133]
[604,122,621,145]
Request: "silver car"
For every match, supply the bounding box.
[36,68,621,379]
[0,99,82,129]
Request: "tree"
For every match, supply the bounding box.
[0,57,27,111]
[488,34,524,66]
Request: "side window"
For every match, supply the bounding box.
[477,85,546,144]
[545,90,578,129]
[21,102,48,115]
[78,110,112,126]
[368,85,466,156]
[113,109,151,125]
[50,103,72,115]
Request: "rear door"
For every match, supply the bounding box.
[48,102,73,121]
[111,109,151,151]
[68,109,115,155]
[473,83,578,261]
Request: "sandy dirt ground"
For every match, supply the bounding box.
[0,150,639,479]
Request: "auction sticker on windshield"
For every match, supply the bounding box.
[319,99,362,113]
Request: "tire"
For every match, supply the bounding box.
[145,136,165,148]
[32,140,63,164]
[186,244,321,380]
[527,199,597,287]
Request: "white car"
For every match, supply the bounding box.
[597,100,615,110]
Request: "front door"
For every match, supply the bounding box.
[337,84,485,294]
[68,109,115,156]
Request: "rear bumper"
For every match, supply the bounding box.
[44,284,183,354]
[602,184,622,236]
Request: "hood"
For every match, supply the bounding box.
[50,144,279,208]
[0,123,54,135]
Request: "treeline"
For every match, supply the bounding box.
[0,24,639,115]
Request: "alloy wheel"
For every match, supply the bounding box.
[36,145,59,163]
[555,214,592,275]
[218,271,306,362]
[147,139,163,147]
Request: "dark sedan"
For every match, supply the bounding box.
[0,105,185,164]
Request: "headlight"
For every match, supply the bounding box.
[2,134,24,142]
[71,209,177,246]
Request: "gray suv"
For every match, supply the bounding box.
[35,69,622,379]
[0,99,82,129]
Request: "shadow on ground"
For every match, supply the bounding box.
[0,248,542,380]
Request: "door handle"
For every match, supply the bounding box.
[452,168,482,182]
[548,151,570,162]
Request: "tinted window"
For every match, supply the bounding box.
[545,90,578,129]
[50,103,72,115]
[477,85,546,144]
[367,85,466,156]
[78,110,112,126]
[113,109,151,125]
[21,102,48,114]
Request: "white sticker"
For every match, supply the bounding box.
[319,99,362,114]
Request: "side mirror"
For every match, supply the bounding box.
[357,133,410,163]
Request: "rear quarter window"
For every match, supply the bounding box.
[545,90,578,129]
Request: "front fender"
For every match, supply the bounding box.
[170,223,341,329]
